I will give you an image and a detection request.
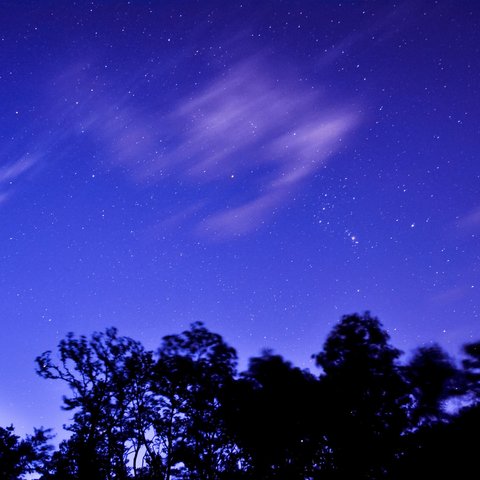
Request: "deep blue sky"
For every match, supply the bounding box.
[0,0,479,436]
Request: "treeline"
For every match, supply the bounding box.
[1,312,479,479]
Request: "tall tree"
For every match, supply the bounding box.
[36,327,152,479]
[154,322,241,480]
[228,351,326,479]
[314,312,409,479]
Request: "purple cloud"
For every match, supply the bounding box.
[0,155,38,206]
[51,56,359,239]
[0,156,37,183]
[198,190,284,238]
[429,286,470,305]
[166,59,357,237]
[457,206,480,231]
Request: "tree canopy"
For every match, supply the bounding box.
[1,312,478,479]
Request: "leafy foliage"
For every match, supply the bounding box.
[36,327,152,479]
[229,351,325,479]
[406,344,460,425]
[462,340,480,401]
[0,425,52,479]
[314,312,410,479]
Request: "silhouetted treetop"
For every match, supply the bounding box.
[231,350,324,479]
[313,312,409,479]
[35,327,152,479]
[315,312,402,375]
[462,340,480,400]
[158,321,238,380]
[0,425,52,480]
[11,313,479,479]
[155,322,240,480]
[406,344,460,425]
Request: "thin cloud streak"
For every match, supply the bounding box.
[198,191,284,238]
[457,206,480,231]
[0,192,10,205]
[0,156,37,183]
[0,155,39,206]
[429,286,470,305]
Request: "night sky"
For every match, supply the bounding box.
[1,1,479,436]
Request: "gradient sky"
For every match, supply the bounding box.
[1,0,479,437]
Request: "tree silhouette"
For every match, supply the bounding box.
[227,350,326,479]
[405,344,459,426]
[462,340,480,402]
[27,316,480,479]
[314,312,409,479]
[392,402,480,479]
[154,322,241,480]
[36,327,151,479]
[0,425,52,479]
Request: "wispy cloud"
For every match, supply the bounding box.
[0,156,37,183]
[198,190,283,238]
[0,192,10,205]
[0,154,39,206]
[52,56,359,239]
[168,59,358,237]
[457,206,480,231]
[429,285,471,305]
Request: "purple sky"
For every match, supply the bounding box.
[0,0,479,437]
